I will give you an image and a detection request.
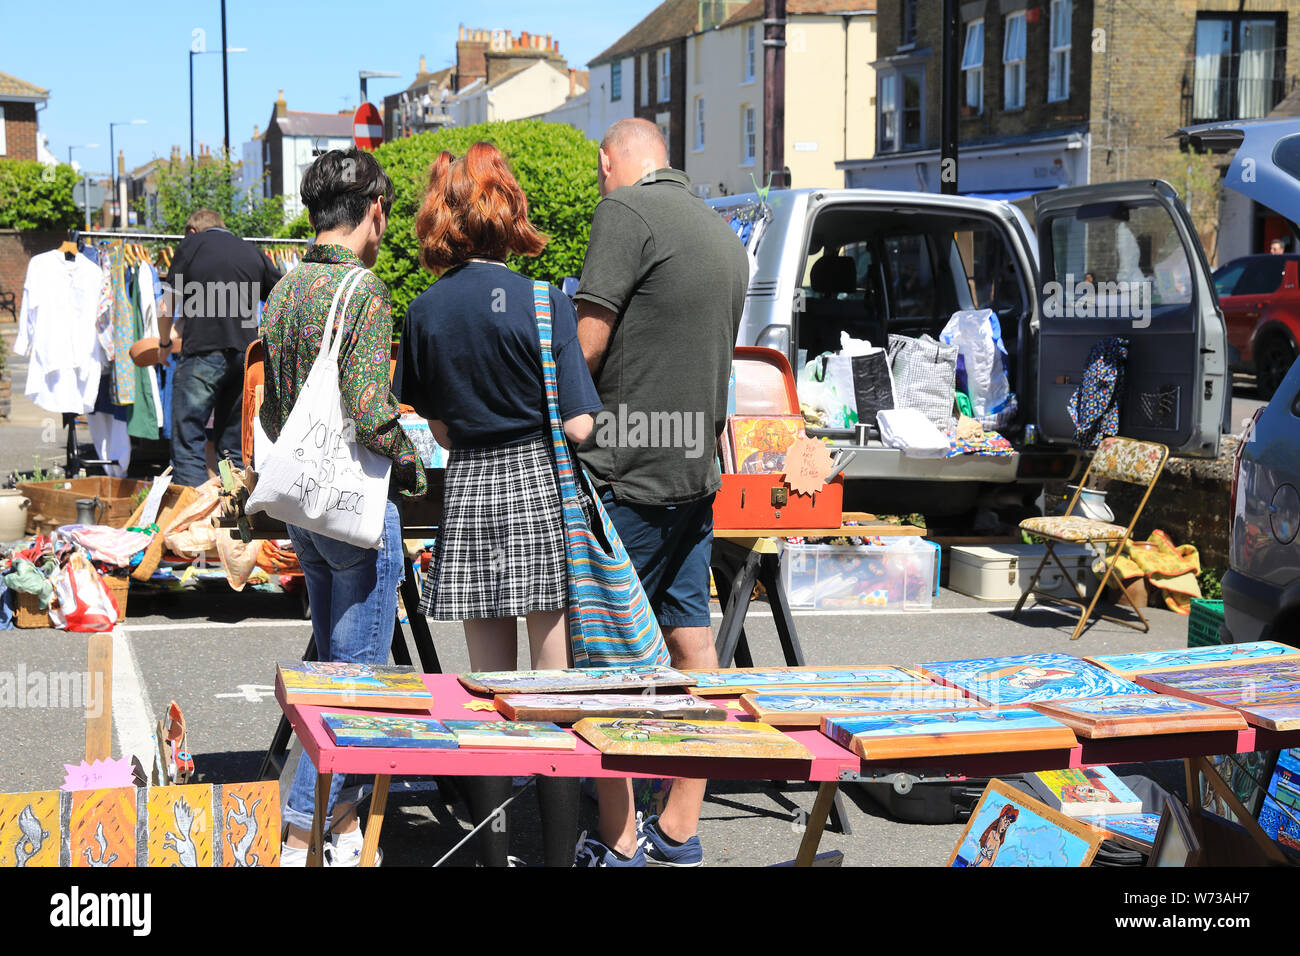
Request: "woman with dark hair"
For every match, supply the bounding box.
[260,146,426,866]
[973,804,1019,866]
[401,142,603,866]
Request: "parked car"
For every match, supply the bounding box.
[1180,118,1300,643]
[708,181,1229,521]
[1212,253,1300,399]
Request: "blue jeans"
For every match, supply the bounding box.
[170,350,245,487]
[282,499,404,833]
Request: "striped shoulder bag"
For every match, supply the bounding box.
[533,281,671,669]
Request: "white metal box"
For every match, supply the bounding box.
[947,543,1100,602]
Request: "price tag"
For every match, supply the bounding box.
[61,757,135,792]
[783,437,835,497]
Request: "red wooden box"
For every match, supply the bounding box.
[713,347,843,531]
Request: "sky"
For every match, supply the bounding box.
[0,0,661,175]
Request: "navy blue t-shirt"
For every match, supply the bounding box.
[398,262,603,448]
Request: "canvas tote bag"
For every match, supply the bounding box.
[533,281,671,669]
[245,267,392,549]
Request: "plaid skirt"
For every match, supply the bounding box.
[418,435,568,620]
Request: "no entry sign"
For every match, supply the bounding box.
[353,103,383,151]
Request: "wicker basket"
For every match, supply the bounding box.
[14,590,51,629]
[102,573,129,623]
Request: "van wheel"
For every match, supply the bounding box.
[1255,333,1296,400]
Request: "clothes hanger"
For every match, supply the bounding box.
[59,230,79,260]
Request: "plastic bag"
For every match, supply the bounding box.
[851,350,895,427]
[798,353,858,428]
[877,408,951,459]
[49,554,118,633]
[938,309,1013,418]
[888,334,959,430]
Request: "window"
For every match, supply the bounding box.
[1003,12,1026,110]
[961,20,984,113]
[641,54,650,105]
[1193,14,1285,121]
[901,0,918,48]
[611,60,623,102]
[657,114,671,157]
[742,105,756,164]
[744,25,757,82]
[695,97,706,150]
[1048,0,1072,102]
[659,48,672,102]
[901,69,923,149]
[0,106,6,156]
[1233,258,1286,296]
[879,73,897,151]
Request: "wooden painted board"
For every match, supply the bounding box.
[685,666,926,696]
[321,712,457,748]
[1086,641,1300,676]
[147,784,213,867]
[218,781,280,867]
[276,661,433,711]
[457,665,692,696]
[0,790,60,867]
[68,787,136,867]
[1027,768,1143,817]
[442,720,576,750]
[1029,694,1248,738]
[1136,661,1300,710]
[1235,701,1300,732]
[823,708,1078,761]
[575,717,812,760]
[919,653,1144,705]
[1076,812,1163,852]
[494,694,726,723]
[739,689,984,727]
[948,779,1103,867]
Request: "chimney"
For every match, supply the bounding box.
[252,123,259,139]
[521,31,529,48]
[419,54,427,74]
[275,89,288,118]
[545,33,552,51]
[569,68,577,98]
[117,150,125,176]
[458,24,465,41]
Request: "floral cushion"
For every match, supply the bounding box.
[1090,437,1167,485]
[1020,515,1128,542]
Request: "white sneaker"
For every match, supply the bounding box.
[328,827,382,867]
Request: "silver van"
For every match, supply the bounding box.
[710,184,1230,522]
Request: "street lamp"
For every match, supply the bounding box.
[68,143,99,168]
[359,70,402,109]
[108,120,147,229]
[190,45,247,165]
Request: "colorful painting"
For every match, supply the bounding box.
[68,787,136,868]
[276,661,433,710]
[1259,749,1300,856]
[919,653,1144,705]
[218,782,280,868]
[728,415,807,474]
[823,708,1078,761]
[1028,768,1143,817]
[948,779,1103,867]
[1137,660,1300,710]
[1076,812,1163,852]
[739,689,984,727]
[494,694,725,723]
[0,790,59,867]
[399,414,448,469]
[686,666,924,696]
[1086,641,1300,676]
[1029,694,1247,738]
[1236,701,1300,732]
[147,784,213,867]
[574,717,811,760]
[458,665,691,696]
[443,720,576,750]
[321,712,457,748]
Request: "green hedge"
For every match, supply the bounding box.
[283,120,600,319]
[0,160,81,231]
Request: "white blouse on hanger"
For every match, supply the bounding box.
[15,250,106,414]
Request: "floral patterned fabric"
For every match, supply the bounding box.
[1067,337,1128,449]
[1020,514,1128,542]
[258,244,426,497]
[1089,436,1167,485]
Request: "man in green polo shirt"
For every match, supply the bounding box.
[574,118,749,867]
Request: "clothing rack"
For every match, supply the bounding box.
[78,230,312,245]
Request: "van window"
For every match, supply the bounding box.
[883,235,935,323]
[1233,258,1286,296]
[1213,261,1245,297]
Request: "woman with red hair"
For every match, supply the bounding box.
[400,142,603,866]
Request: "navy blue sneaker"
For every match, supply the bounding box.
[574,832,646,867]
[638,814,704,867]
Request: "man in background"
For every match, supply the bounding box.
[1269,238,1287,254]
[574,118,749,866]
[158,209,282,487]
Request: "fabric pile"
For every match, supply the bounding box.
[1097,529,1202,615]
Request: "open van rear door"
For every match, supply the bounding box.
[1033,180,1228,457]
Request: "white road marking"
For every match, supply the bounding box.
[111,626,157,769]
[124,619,311,633]
[709,606,1020,618]
[214,684,276,703]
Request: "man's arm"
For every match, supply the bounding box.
[577,299,618,374]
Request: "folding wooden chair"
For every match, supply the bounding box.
[1012,436,1169,640]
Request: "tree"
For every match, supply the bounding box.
[282,120,600,319]
[154,156,285,237]
[0,160,81,231]
[1159,150,1227,267]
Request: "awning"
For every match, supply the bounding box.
[959,188,1051,202]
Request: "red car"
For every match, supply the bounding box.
[1212,253,1300,398]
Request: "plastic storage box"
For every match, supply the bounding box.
[1187,599,1225,647]
[947,542,1099,602]
[781,539,936,611]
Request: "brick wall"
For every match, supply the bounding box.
[0,102,39,161]
[0,229,64,318]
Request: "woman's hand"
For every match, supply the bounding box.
[429,419,453,449]
[563,413,594,444]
